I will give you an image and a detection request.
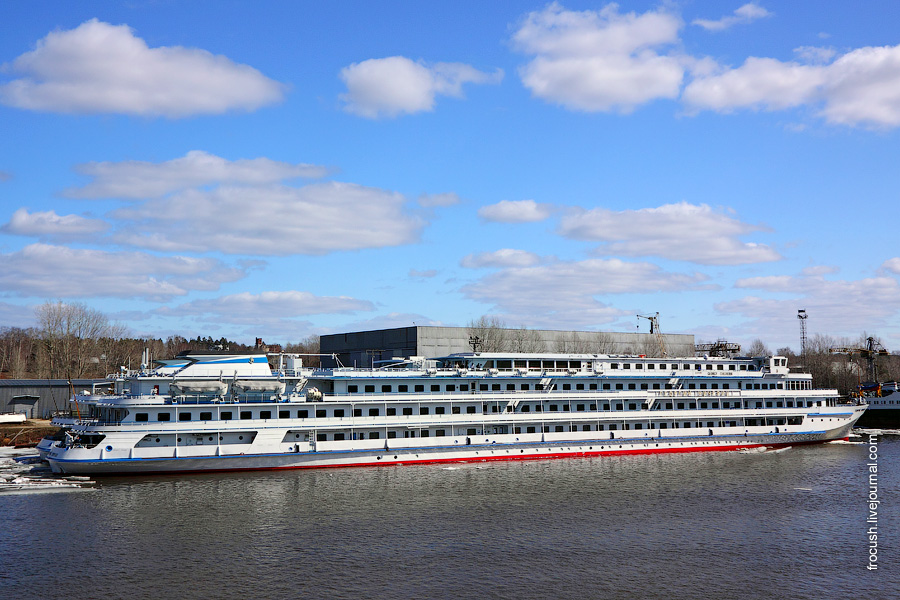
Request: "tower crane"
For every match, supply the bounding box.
[829,337,890,395]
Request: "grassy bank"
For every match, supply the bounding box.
[0,420,57,447]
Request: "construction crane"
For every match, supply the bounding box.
[695,340,742,357]
[637,312,668,357]
[830,337,890,394]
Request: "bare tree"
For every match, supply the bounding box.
[35,301,126,378]
[466,316,508,352]
[0,327,35,378]
[746,338,771,357]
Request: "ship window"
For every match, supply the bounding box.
[603,384,611,390]
[634,424,642,430]
[257,410,270,420]
[398,385,408,393]
[576,383,584,390]
[179,412,193,422]
[135,413,148,422]
[590,404,597,410]
[628,404,637,410]
[616,384,623,390]
[766,401,773,408]
[466,406,476,414]
[420,430,430,437]
[353,408,362,417]
[648,364,655,370]
[241,411,252,420]
[435,406,445,415]
[549,405,558,412]
[460,385,469,392]
[348,385,358,393]
[316,433,327,442]
[468,428,478,435]
[370,432,380,439]
[689,384,696,389]
[641,384,648,390]
[514,427,522,434]
[316,409,327,418]
[158,412,171,422]
[700,384,707,389]
[446,384,456,392]
[577,404,585,411]
[387,408,396,416]
[611,363,619,369]
[480,384,488,391]
[365,385,375,393]
[542,426,550,433]
[368,408,379,416]
[665,403,673,410]
[221,411,232,420]
[492,384,501,391]
[700,402,708,409]
[677,403,684,409]
[420,407,429,415]
[382,385,392,393]
[555,425,564,432]
[521,384,530,390]
[333,409,344,418]
[628,384,636,390]
[786,401,794,408]
[590,384,597,390]
[388,431,397,439]
[527,426,536,433]
[562,384,571,391]
[298,410,308,418]
[609,424,617,430]
[278,410,289,419]
[623,364,631,369]
[636,364,643,370]
[334,433,345,441]
[436,429,446,436]
[717,365,724,370]
[615,403,623,410]
[402,407,413,416]
[522,405,531,413]
[452,406,461,414]
[507,384,516,391]
[498,360,512,369]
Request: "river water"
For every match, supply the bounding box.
[2,432,897,599]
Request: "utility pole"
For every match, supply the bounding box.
[797,309,808,358]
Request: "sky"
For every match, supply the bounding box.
[1,0,899,353]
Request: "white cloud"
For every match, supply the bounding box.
[1,207,109,240]
[339,56,501,119]
[0,243,246,300]
[461,257,709,329]
[417,192,461,207]
[801,265,839,276]
[718,271,900,347]
[409,269,438,278]
[693,3,772,32]
[165,291,374,324]
[478,199,554,223]
[66,151,329,199]
[512,3,684,112]
[0,19,285,117]
[108,181,424,255]
[558,202,781,265]
[684,44,900,128]
[794,46,836,64]
[883,258,900,274]
[460,249,541,269]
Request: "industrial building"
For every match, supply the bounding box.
[1,379,110,420]
[319,326,695,368]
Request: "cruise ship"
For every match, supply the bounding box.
[44,349,866,474]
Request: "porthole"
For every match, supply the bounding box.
[105,445,112,452]
[239,435,244,440]
[155,438,160,443]
[208,436,214,441]
[177,437,182,442]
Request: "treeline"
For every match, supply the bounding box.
[0,301,320,380]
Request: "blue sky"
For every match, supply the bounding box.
[1,1,899,352]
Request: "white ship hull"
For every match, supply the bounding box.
[47,410,863,475]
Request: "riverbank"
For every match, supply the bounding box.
[0,420,56,447]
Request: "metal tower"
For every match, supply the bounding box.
[797,309,808,356]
